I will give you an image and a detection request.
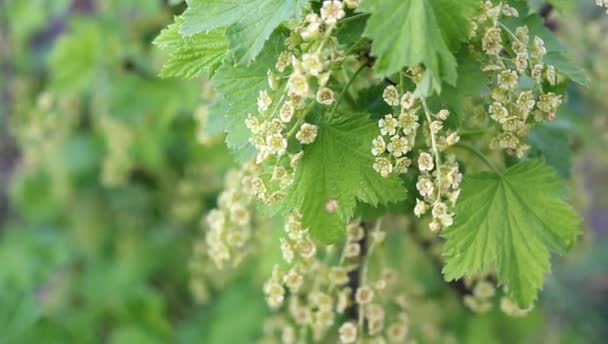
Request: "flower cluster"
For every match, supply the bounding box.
[194,83,219,145]
[259,220,414,343]
[414,152,462,233]
[99,116,134,187]
[169,165,213,224]
[371,86,419,177]
[471,1,564,156]
[245,1,354,206]
[413,98,462,233]
[463,279,496,313]
[500,297,533,317]
[264,210,318,308]
[203,162,261,268]
[370,83,461,233]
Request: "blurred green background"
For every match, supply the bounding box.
[0,1,607,343]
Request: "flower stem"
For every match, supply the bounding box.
[329,64,366,117]
[455,143,502,175]
[420,97,443,204]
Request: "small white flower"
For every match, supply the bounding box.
[313,292,333,311]
[414,198,428,217]
[373,157,393,177]
[538,92,562,113]
[265,283,285,308]
[500,297,533,317]
[398,112,419,135]
[482,27,503,55]
[515,26,529,44]
[489,102,508,123]
[432,202,448,218]
[502,4,519,17]
[339,322,357,343]
[344,243,361,258]
[329,267,349,285]
[301,13,322,41]
[288,72,309,96]
[511,40,527,54]
[283,269,304,292]
[387,135,409,158]
[275,51,291,72]
[316,87,335,105]
[321,0,345,25]
[366,303,385,321]
[497,70,519,90]
[416,177,434,197]
[346,223,364,241]
[355,286,374,304]
[437,109,450,120]
[418,152,434,172]
[371,135,386,156]
[440,213,454,227]
[279,102,295,123]
[517,91,536,110]
[315,309,335,328]
[257,90,272,113]
[445,131,460,146]
[383,85,400,106]
[290,151,304,168]
[295,238,317,259]
[206,209,225,231]
[430,120,443,134]
[302,53,324,76]
[325,199,339,213]
[474,281,496,299]
[400,91,415,110]
[296,123,318,144]
[532,36,547,57]
[230,204,250,226]
[429,219,441,232]
[531,64,544,82]
[337,289,352,314]
[394,157,411,174]
[379,114,398,136]
[387,323,408,342]
[280,238,294,263]
[513,52,528,74]
[266,133,288,155]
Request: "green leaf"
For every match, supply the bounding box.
[154,17,228,79]
[527,124,571,178]
[439,48,488,124]
[0,288,40,343]
[181,0,307,64]
[48,19,103,93]
[336,13,369,48]
[284,113,407,244]
[442,160,580,307]
[210,30,286,160]
[360,0,477,91]
[433,0,479,50]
